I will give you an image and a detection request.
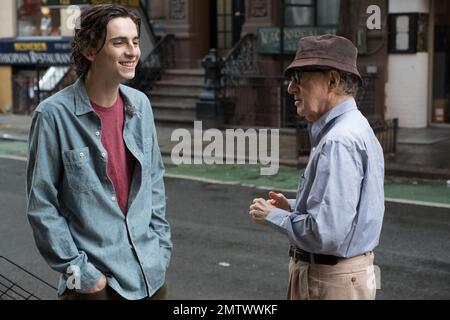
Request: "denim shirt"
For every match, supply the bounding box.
[26,78,172,300]
[267,99,385,258]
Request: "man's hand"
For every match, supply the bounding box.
[249,198,275,226]
[267,191,291,211]
[86,275,107,294]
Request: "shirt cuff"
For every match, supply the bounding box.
[288,199,296,211]
[78,262,103,292]
[266,207,291,233]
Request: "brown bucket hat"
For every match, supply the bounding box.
[285,34,363,86]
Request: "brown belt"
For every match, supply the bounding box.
[289,246,343,266]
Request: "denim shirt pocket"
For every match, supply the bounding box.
[62,147,99,192]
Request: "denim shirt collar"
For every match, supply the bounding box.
[73,78,141,118]
[310,98,357,146]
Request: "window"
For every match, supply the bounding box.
[213,0,245,50]
[388,13,418,53]
[317,0,340,26]
[284,0,340,27]
[17,0,61,37]
[216,0,233,49]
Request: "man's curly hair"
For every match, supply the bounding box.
[71,4,141,77]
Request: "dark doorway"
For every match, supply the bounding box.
[432,1,450,124]
[12,68,40,115]
[210,0,245,53]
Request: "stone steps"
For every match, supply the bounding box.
[150,69,205,125]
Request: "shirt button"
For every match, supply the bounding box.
[112,196,117,202]
[101,152,107,158]
[79,152,85,159]
[95,131,100,137]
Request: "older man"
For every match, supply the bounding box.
[249,35,384,300]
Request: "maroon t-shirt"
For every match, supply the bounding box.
[91,94,135,215]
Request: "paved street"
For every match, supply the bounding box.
[0,157,449,300]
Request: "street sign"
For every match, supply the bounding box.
[256,27,338,54]
[0,38,72,66]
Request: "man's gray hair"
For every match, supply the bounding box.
[336,71,360,97]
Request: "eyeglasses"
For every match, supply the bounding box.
[289,69,327,85]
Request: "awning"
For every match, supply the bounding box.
[0,38,72,66]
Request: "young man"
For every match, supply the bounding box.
[26,4,172,300]
[249,35,384,300]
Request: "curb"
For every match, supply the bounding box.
[163,174,450,209]
[385,164,450,181]
[0,133,28,142]
[2,134,450,181]
[2,155,449,209]
[160,149,450,181]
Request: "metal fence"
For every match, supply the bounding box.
[356,74,378,117]
[0,256,56,300]
[220,33,382,127]
[126,34,176,96]
[297,118,398,156]
[371,118,398,154]
[222,76,281,127]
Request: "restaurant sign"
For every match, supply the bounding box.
[0,38,72,66]
[40,0,139,7]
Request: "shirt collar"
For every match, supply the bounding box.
[310,98,357,145]
[73,78,139,117]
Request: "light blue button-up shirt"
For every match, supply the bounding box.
[26,78,172,299]
[267,98,384,258]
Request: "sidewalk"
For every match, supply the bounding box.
[1,113,450,180]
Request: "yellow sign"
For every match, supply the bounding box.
[14,43,48,52]
[40,0,139,7]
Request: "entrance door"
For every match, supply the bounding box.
[432,1,450,124]
[210,0,245,53]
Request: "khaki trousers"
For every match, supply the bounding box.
[59,282,168,300]
[287,252,376,300]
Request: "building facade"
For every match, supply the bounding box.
[146,0,449,128]
[0,0,449,129]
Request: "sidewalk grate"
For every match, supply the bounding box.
[0,256,57,300]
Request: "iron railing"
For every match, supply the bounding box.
[221,34,287,127]
[37,68,78,105]
[222,34,258,84]
[211,32,396,153]
[126,34,175,96]
[217,35,301,128]
[371,118,398,154]
[0,256,57,300]
[296,118,398,156]
[356,74,378,118]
